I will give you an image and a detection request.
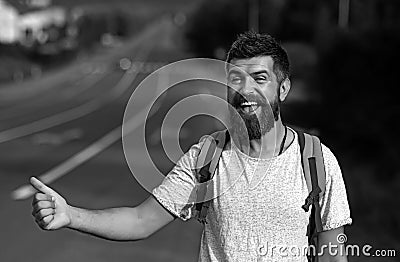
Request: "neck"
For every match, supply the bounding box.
[233,118,286,159]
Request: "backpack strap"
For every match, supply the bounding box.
[297,130,326,262]
[195,130,227,224]
[298,132,326,202]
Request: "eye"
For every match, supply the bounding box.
[229,76,242,85]
[254,76,268,84]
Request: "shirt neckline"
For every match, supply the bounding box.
[229,126,298,162]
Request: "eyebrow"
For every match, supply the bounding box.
[227,69,270,77]
[250,70,270,77]
[227,69,244,76]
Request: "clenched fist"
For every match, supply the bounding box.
[31,177,71,230]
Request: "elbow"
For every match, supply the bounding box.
[124,229,153,242]
[139,230,153,240]
[115,232,148,242]
[137,222,161,240]
[124,222,156,242]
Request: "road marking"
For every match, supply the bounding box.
[11,19,174,200]
[11,109,146,200]
[10,64,170,200]
[0,21,166,144]
[0,72,108,121]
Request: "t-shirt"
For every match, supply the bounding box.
[152,129,352,261]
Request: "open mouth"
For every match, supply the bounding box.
[239,101,261,114]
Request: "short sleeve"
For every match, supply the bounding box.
[320,144,353,231]
[152,143,202,221]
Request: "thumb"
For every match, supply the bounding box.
[30,177,58,196]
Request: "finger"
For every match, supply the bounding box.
[32,193,54,205]
[33,208,55,220]
[33,200,56,212]
[30,177,57,196]
[36,215,54,229]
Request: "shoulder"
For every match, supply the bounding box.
[181,130,226,161]
[321,143,338,163]
[320,143,341,169]
[198,129,229,151]
[320,142,344,184]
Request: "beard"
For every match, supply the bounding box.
[228,92,280,141]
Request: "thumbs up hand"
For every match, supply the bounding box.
[30,177,71,230]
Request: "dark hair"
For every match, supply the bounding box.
[226,31,290,84]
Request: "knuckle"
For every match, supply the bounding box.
[40,220,48,227]
[35,219,45,228]
[35,202,42,209]
[38,220,47,228]
[34,193,40,200]
[34,212,42,220]
[32,205,39,213]
[43,215,54,224]
[37,201,48,209]
[38,201,45,208]
[39,209,47,217]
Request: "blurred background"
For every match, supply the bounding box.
[0,0,399,261]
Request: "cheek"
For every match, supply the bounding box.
[227,88,241,102]
[227,83,240,93]
[227,90,234,104]
[260,86,279,102]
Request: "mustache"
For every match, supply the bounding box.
[230,92,267,108]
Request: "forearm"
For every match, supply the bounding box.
[68,206,148,241]
[318,227,348,262]
[31,179,174,238]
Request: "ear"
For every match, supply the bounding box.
[279,78,291,102]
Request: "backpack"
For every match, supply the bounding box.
[194,129,326,262]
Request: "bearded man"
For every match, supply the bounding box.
[31,31,352,262]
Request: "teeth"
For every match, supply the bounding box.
[241,101,258,107]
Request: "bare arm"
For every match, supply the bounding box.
[30,177,175,241]
[318,226,348,262]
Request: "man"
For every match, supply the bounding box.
[31,32,352,261]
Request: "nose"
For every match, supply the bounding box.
[228,76,256,100]
[240,76,257,96]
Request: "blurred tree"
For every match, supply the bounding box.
[184,0,288,58]
[352,0,400,31]
[184,0,247,58]
[277,0,319,42]
[318,28,400,180]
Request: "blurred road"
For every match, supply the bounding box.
[0,17,209,262]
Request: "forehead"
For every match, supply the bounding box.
[228,56,274,73]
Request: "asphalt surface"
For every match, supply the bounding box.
[0,17,213,262]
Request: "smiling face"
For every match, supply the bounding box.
[227,56,282,140]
